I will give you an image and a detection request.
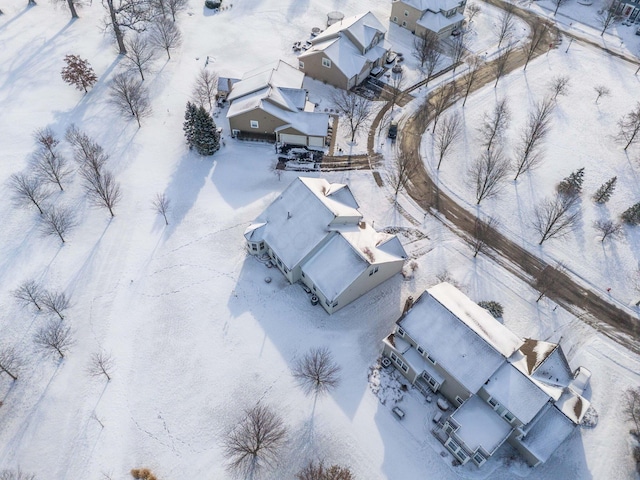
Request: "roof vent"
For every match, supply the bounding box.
[287,212,292,220]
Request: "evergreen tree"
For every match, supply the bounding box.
[183,101,197,149]
[621,202,640,225]
[557,167,585,197]
[191,106,220,156]
[593,176,617,203]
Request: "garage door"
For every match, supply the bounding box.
[308,136,324,147]
[279,133,307,146]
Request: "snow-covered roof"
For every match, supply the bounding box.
[312,11,386,52]
[514,338,558,375]
[519,403,577,463]
[417,11,464,34]
[555,389,590,424]
[530,343,574,387]
[217,76,238,93]
[483,363,551,424]
[228,60,303,102]
[299,37,366,79]
[451,395,512,454]
[402,344,445,385]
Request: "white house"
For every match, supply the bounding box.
[382,283,591,467]
[245,177,407,313]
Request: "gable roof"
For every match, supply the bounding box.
[451,395,513,455]
[417,11,464,34]
[228,60,303,102]
[312,11,386,51]
[518,403,577,463]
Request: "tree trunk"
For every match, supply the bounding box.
[106,0,127,55]
[66,0,78,18]
[1,367,17,381]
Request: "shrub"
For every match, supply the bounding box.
[478,300,504,318]
[205,0,221,8]
[131,468,157,480]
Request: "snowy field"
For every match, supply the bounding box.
[1,0,640,479]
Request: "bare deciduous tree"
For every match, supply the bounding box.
[88,350,114,381]
[332,90,373,142]
[123,34,156,80]
[535,263,566,302]
[292,347,341,397]
[597,0,622,36]
[32,150,72,192]
[81,168,122,217]
[102,0,152,55]
[523,18,548,70]
[468,147,510,205]
[34,127,60,158]
[9,173,50,214]
[594,85,610,104]
[223,404,287,479]
[532,194,579,244]
[462,55,483,107]
[466,3,481,23]
[495,4,515,47]
[594,219,622,242]
[449,33,468,72]
[39,205,76,243]
[552,0,569,15]
[150,18,182,60]
[413,31,441,83]
[0,469,36,480]
[513,96,555,180]
[387,147,415,200]
[166,0,187,21]
[471,215,499,257]
[192,68,218,111]
[617,102,640,150]
[434,111,462,169]
[625,387,640,436]
[478,97,510,151]
[109,72,152,127]
[152,192,170,225]
[41,290,70,320]
[66,125,109,174]
[34,320,74,359]
[430,83,456,134]
[54,0,82,19]
[388,70,405,112]
[296,461,354,480]
[493,44,514,88]
[13,280,44,311]
[549,75,570,100]
[0,346,22,381]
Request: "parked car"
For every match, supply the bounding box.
[386,51,398,64]
[388,121,398,140]
[636,27,640,35]
[392,406,405,419]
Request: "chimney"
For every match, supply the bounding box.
[402,296,414,315]
[287,212,292,220]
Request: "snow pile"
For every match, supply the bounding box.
[368,358,405,405]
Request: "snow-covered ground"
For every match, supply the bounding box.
[1,0,640,479]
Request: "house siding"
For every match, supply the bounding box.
[390,1,423,32]
[300,51,350,89]
[229,109,285,138]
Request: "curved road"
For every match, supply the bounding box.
[368,0,640,353]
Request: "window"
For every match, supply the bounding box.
[299,60,304,69]
[488,397,499,409]
[322,57,331,68]
[402,20,407,27]
[473,452,486,466]
[326,299,331,306]
[444,422,454,434]
[369,267,378,276]
[259,242,264,249]
[455,396,464,406]
[390,352,399,362]
[332,301,338,307]
[427,354,436,365]
[404,10,409,16]
[456,449,468,461]
[392,16,398,22]
[250,120,259,129]
[503,411,515,423]
[252,244,258,251]
[417,346,424,355]
[397,327,405,337]
[301,271,305,278]
[400,363,408,373]
[428,377,437,388]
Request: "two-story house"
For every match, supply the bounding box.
[244,177,407,314]
[382,283,591,467]
[390,0,467,39]
[298,11,392,90]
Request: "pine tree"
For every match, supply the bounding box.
[593,176,617,203]
[557,167,585,197]
[191,106,220,156]
[61,55,97,93]
[183,101,197,149]
[621,202,640,225]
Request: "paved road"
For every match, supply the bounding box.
[369,0,640,353]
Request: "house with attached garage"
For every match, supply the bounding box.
[297,11,392,90]
[244,177,407,314]
[382,282,591,467]
[390,0,466,39]
[226,60,330,148]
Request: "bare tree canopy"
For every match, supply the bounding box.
[34,319,74,359]
[532,194,579,244]
[223,404,288,479]
[471,215,499,257]
[0,469,36,480]
[434,111,462,169]
[523,18,549,70]
[493,44,514,88]
[192,68,218,111]
[593,219,622,242]
[597,0,622,36]
[466,3,481,23]
[39,205,77,243]
[0,345,22,381]
[594,85,610,104]
[88,349,115,380]
[66,125,109,173]
[81,168,121,217]
[13,280,44,311]
[292,347,341,397]
[53,0,82,19]
[617,102,640,150]
[388,70,405,111]
[548,75,570,100]
[449,33,468,71]
[478,97,510,151]
[152,192,170,225]
[625,387,640,436]
[9,173,50,214]
[123,34,157,80]
[102,0,153,54]
[430,83,456,134]
[32,148,72,192]
[462,55,483,106]
[552,0,569,15]
[535,263,566,301]
[513,96,555,180]
[109,72,152,127]
[41,290,71,319]
[495,4,515,47]
[387,146,416,199]
[296,460,354,480]
[61,54,97,93]
[332,90,373,142]
[149,17,182,59]
[412,30,442,82]
[468,147,510,204]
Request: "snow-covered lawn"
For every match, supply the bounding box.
[1,0,640,479]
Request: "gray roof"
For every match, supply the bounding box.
[519,404,577,462]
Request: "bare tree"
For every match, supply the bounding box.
[387,147,415,200]
[513,96,555,180]
[109,72,152,127]
[39,205,76,243]
[32,150,72,192]
[449,33,468,72]
[478,98,510,151]
[552,0,569,15]
[532,194,579,244]
[388,70,405,112]
[152,192,170,225]
[462,55,483,107]
[468,147,510,205]
[9,173,50,214]
[594,219,622,242]
[493,44,514,88]
[296,461,354,480]
[102,0,152,55]
[471,215,499,257]
[495,4,515,47]
[549,75,570,100]
[466,3,481,23]
[41,290,70,320]
[81,168,122,216]
[617,103,640,150]
[13,280,44,311]
[292,347,341,397]
[413,31,442,84]
[61,54,97,93]
[535,263,566,302]
[54,0,82,18]
[149,18,182,60]
[332,90,373,142]
[88,350,114,381]
[0,346,22,381]
[594,85,610,104]
[34,320,74,359]
[523,18,548,70]
[192,68,218,111]
[165,0,187,21]
[66,125,109,174]
[625,387,640,436]
[0,469,36,480]
[430,83,456,134]
[223,404,288,479]
[434,111,462,169]
[123,34,156,80]
[597,0,622,36]
[34,127,60,158]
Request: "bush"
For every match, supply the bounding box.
[131,469,157,480]
[478,300,504,318]
[205,0,221,8]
